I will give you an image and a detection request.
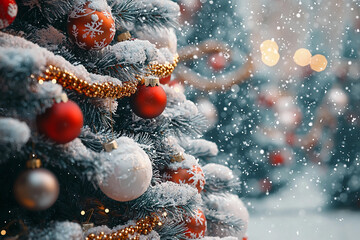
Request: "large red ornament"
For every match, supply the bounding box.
[130,84,167,119]
[184,209,207,239]
[37,100,83,144]
[164,165,205,193]
[0,0,17,29]
[67,2,115,50]
[208,52,227,71]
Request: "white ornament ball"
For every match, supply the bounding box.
[205,193,249,239]
[98,137,152,202]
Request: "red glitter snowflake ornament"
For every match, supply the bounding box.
[67,2,115,50]
[164,165,206,193]
[0,0,18,29]
[184,209,207,239]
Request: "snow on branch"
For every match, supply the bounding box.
[28,221,83,240]
[110,0,179,31]
[0,32,122,86]
[179,138,219,158]
[203,163,241,194]
[130,182,201,220]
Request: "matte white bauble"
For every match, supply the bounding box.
[98,137,152,202]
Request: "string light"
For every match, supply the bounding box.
[1,230,6,236]
[260,39,279,53]
[81,210,86,216]
[310,54,328,72]
[261,51,280,67]
[86,212,166,240]
[104,208,110,213]
[260,39,280,67]
[293,48,312,66]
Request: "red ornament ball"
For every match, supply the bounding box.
[208,52,227,71]
[259,178,272,193]
[164,165,205,193]
[130,84,167,119]
[37,100,83,144]
[0,0,17,29]
[269,152,285,166]
[160,74,171,84]
[67,2,115,50]
[184,209,207,239]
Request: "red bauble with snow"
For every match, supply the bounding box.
[67,2,115,50]
[37,100,84,144]
[164,165,205,193]
[160,74,171,84]
[184,209,207,239]
[130,84,167,119]
[0,0,17,29]
[208,52,227,71]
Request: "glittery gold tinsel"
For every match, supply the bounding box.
[33,65,138,99]
[33,55,179,98]
[149,54,179,78]
[86,212,167,240]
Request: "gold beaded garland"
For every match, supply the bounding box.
[148,54,179,78]
[85,213,165,240]
[33,65,138,99]
[32,55,178,99]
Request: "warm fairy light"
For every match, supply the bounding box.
[293,48,312,66]
[260,39,280,67]
[261,51,280,67]
[105,208,110,213]
[310,54,328,72]
[81,210,86,215]
[260,39,279,53]
[1,230,6,236]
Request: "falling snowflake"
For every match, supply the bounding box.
[82,14,104,39]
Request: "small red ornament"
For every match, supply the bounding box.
[37,100,83,144]
[208,52,227,71]
[259,178,272,193]
[67,2,115,50]
[0,0,17,29]
[269,152,285,166]
[130,81,167,119]
[160,74,171,84]
[286,132,296,146]
[184,209,207,239]
[164,165,205,193]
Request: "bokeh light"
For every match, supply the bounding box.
[260,40,279,53]
[293,48,312,66]
[262,51,280,67]
[310,54,328,72]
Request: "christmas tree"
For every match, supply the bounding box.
[0,0,249,239]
